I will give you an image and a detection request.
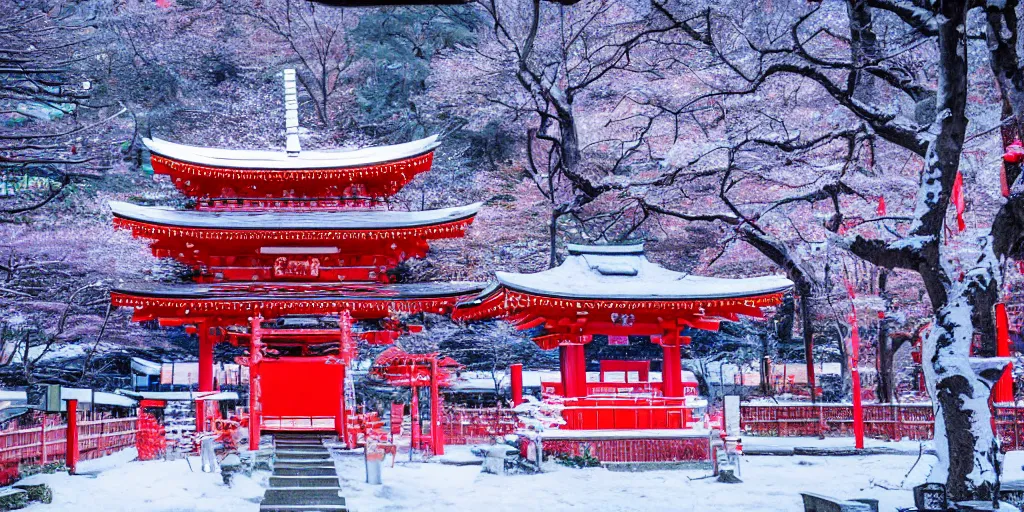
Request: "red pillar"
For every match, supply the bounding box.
[338,311,352,446]
[248,316,262,451]
[197,321,213,432]
[995,303,1014,403]
[430,358,444,456]
[661,333,683,398]
[410,385,420,450]
[65,399,79,475]
[561,342,587,398]
[510,363,524,406]
[849,310,865,450]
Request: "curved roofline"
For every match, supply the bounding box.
[109,201,483,231]
[143,135,440,170]
[566,243,645,255]
[490,275,794,301]
[112,281,487,301]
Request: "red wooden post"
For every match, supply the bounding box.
[561,340,588,398]
[430,357,444,456]
[197,321,213,432]
[66,399,79,474]
[661,332,683,398]
[410,384,420,450]
[248,315,262,451]
[337,311,352,446]
[39,415,47,465]
[510,363,524,407]
[849,310,865,450]
[995,303,1014,403]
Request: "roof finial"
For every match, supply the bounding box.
[283,69,301,156]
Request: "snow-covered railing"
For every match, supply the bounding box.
[442,407,519,445]
[739,403,935,440]
[0,413,136,484]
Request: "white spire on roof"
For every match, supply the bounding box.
[283,68,301,156]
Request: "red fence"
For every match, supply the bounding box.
[442,408,519,445]
[561,397,697,430]
[739,403,1024,447]
[740,404,933,440]
[542,436,712,463]
[0,413,136,484]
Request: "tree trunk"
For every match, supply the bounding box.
[798,286,817,403]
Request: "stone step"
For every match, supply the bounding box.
[276,458,332,465]
[275,442,326,449]
[263,488,347,506]
[269,476,340,488]
[274,467,337,477]
[259,505,346,512]
[276,450,331,458]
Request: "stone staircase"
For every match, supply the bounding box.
[260,433,347,512]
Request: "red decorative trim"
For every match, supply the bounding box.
[455,287,785,321]
[152,151,433,199]
[111,291,470,320]
[113,215,475,243]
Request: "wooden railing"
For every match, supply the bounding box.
[0,414,136,485]
[442,407,519,445]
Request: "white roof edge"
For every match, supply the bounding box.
[108,200,483,230]
[492,270,794,301]
[566,244,645,255]
[142,134,440,170]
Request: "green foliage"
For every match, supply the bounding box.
[350,6,480,137]
[554,446,601,468]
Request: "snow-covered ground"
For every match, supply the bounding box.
[5,443,949,511]
[334,446,936,512]
[19,449,265,512]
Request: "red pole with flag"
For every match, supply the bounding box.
[995,303,1014,403]
[844,279,865,450]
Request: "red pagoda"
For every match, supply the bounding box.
[110,71,483,450]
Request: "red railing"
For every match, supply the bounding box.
[0,413,136,484]
[562,396,697,430]
[442,407,519,445]
[740,404,934,440]
[541,381,700,398]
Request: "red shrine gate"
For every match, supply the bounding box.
[109,77,482,450]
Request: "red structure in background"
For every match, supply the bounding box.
[456,243,793,430]
[109,92,482,449]
[995,302,1014,403]
[65,400,78,475]
[369,347,459,455]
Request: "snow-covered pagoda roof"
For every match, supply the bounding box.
[109,201,482,231]
[473,243,794,302]
[112,281,487,321]
[143,134,440,170]
[115,281,486,300]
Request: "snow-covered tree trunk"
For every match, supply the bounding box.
[924,245,1001,499]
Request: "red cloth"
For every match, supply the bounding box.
[876,196,886,216]
[952,171,966,232]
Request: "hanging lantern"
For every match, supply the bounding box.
[1004,139,1024,164]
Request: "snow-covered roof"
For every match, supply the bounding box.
[131,357,162,376]
[109,201,482,231]
[488,244,794,301]
[113,281,486,300]
[118,390,240,402]
[60,388,138,407]
[143,135,440,170]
